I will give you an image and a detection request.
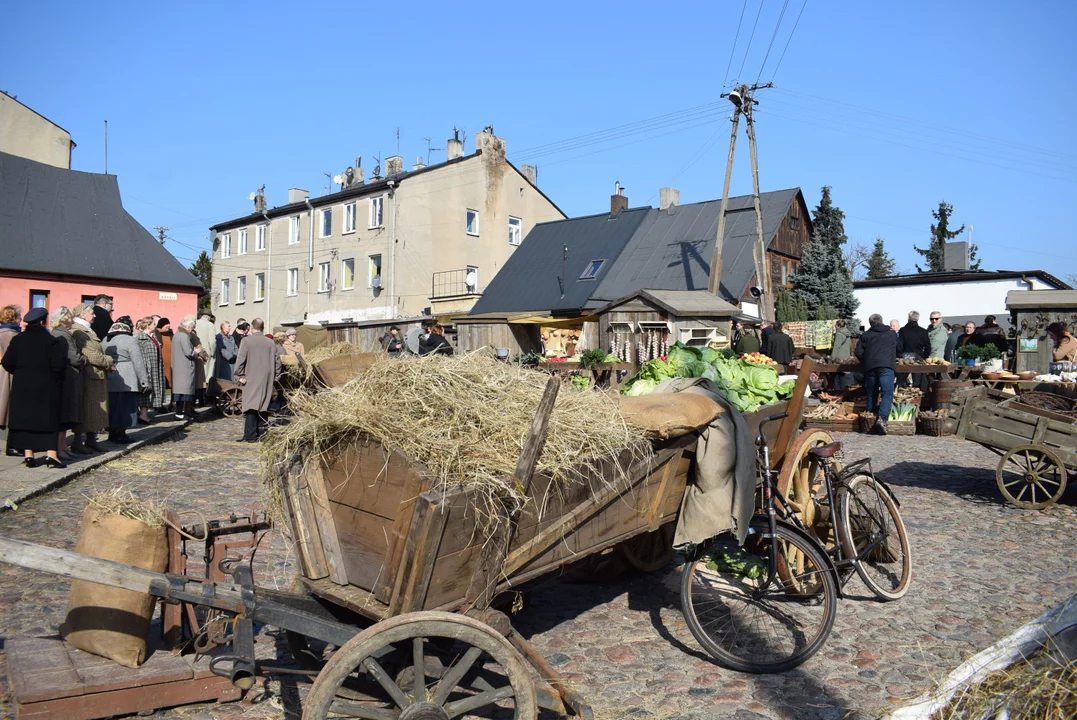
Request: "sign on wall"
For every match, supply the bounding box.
[159,292,177,301]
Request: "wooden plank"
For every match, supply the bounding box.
[161,511,184,651]
[322,443,411,519]
[304,462,348,585]
[376,469,430,604]
[971,409,1036,441]
[300,575,388,622]
[423,544,483,610]
[329,504,394,592]
[772,356,813,468]
[67,647,192,695]
[7,637,83,703]
[957,398,976,439]
[966,424,1025,453]
[0,537,171,597]
[647,449,685,531]
[280,464,329,580]
[400,492,450,612]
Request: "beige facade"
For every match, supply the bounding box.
[210,131,564,329]
[0,93,74,169]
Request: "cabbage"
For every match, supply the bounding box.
[623,379,658,396]
[667,344,701,370]
[776,379,797,398]
[701,347,721,365]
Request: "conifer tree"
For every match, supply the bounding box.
[812,186,848,248]
[189,251,213,314]
[790,187,860,320]
[865,237,897,279]
[914,201,964,273]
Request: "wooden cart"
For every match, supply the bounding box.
[0,370,810,720]
[951,387,1076,509]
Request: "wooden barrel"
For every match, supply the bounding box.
[932,379,973,409]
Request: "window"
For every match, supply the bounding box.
[221,232,231,259]
[30,290,49,310]
[238,228,248,255]
[318,262,331,293]
[466,265,479,291]
[508,216,522,245]
[236,275,246,304]
[780,258,800,287]
[368,196,384,228]
[289,215,301,244]
[256,224,267,251]
[368,254,382,288]
[220,279,230,305]
[320,208,332,238]
[578,259,606,280]
[255,273,265,301]
[344,202,356,234]
[342,258,355,290]
[789,215,800,231]
[466,209,479,236]
[287,268,299,296]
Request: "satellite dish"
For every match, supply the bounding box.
[465,270,478,289]
[249,192,257,201]
[405,327,422,354]
[345,167,354,179]
[371,275,382,289]
[333,174,343,185]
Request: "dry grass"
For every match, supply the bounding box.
[261,352,652,528]
[303,341,364,367]
[931,647,1076,719]
[86,485,166,527]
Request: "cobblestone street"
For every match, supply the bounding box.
[0,418,1074,720]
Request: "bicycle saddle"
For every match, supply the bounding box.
[809,442,842,458]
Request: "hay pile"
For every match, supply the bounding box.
[303,341,363,367]
[86,486,166,527]
[262,352,652,521]
[931,649,1076,719]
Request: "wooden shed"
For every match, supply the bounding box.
[595,289,742,370]
[326,315,427,352]
[1007,290,1077,374]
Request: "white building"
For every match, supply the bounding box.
[853,270,1070,329]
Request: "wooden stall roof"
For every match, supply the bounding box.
[1006,290,1077,310]
[595,289,742,318]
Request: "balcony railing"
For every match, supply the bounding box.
[431,268,482,299]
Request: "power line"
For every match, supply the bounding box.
[770,0,808,80]
[756,0,791,82]
[723,0,750,89]
[736,0,766,82]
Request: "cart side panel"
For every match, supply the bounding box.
[967,401,1077,467]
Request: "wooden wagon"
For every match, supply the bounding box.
[950,386,1077,509]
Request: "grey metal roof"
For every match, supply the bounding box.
[856,270,1071,290]
[0,150,203,289]
[596,289,742,317]
[590,188,801,305]
[1006,290,1077,309]
[468,207,651,315]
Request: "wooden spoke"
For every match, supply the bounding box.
[996,445,1068,510]
[412,637,426,701]
[445,685,515,717]
[432,646,483,705]
[361,656,410,709]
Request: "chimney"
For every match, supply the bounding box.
[353,165,365,185]
[475,126,505,160]
[659,187,680,210]
[386,155,404,175]
[944,241,970,271]
[520,164,537,186]
[288,188,310,204]
[447,137,464,160]
[610,182,628,216]
[412,155,426,171]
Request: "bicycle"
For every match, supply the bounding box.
[680,411,911,673]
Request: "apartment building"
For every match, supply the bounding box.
[209,129,565,328]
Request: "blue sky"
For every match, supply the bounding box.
[5,0,1076,281]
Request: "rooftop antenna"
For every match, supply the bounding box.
[396,127,401,154]
[323,172,334,194]
[422,137,442,165]
[372,153,382,180]
[152,225,170,245]
[103,120,108,173]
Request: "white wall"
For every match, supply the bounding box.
[854,277,1054,326]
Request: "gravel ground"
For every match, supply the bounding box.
[0,419,1074,720]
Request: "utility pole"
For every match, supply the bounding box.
[706,82,773,320]
[152,226,169,245]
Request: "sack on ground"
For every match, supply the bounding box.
[619,393,722,439]
[60,507,169,668]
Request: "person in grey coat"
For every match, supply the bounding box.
[195,314,216,380]
[214,321,238,382]
[830,319,854,391]
[102,319,149,444]
[171,317,202,420]
[234,319,281,442]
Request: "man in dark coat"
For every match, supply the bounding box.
[972,315,1009,356]
[760,320,774,356]
[898,311,931,391]
[1,307,67,467]
[855,313,900,435]
[764,322,794,368]
[733,322,761,355]
[233,319,249,349]
[234,318,281,442]
[418,324,454,356]
[90,294,114,340]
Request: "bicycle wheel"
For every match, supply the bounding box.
[680,517,837,674]
[837,474,912,601]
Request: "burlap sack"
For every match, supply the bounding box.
[619,393,722,439]
[60,507,169,668]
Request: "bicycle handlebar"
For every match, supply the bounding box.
[756,411,788,447]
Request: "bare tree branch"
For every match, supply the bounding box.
[843,242,871,280]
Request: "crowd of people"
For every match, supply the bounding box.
[0,293,301,466]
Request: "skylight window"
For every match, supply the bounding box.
[579,259,606,280]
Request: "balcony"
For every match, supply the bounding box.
[431,268,482,300]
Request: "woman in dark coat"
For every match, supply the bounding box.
[51,307,85,461]
[1,307,67,468]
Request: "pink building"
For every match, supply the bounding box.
[1,150,202,320]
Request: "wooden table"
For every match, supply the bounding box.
[810,362,952,374]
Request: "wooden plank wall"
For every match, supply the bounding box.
[456,322,542,355]
[329,320,424,352]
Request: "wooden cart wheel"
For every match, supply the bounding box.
[995,445,1068,510]
[617,523,675,573]
[303,611,537,720]
[776,429,836,538]
[216,386,243,418]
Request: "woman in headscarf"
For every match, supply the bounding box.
[102,317,149,444]
[170,316,200,420]
[0,305,23,456]
[134,316,166,425]
[51,307,85,460]
[71,303,112,452]
[1,307,67,468]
